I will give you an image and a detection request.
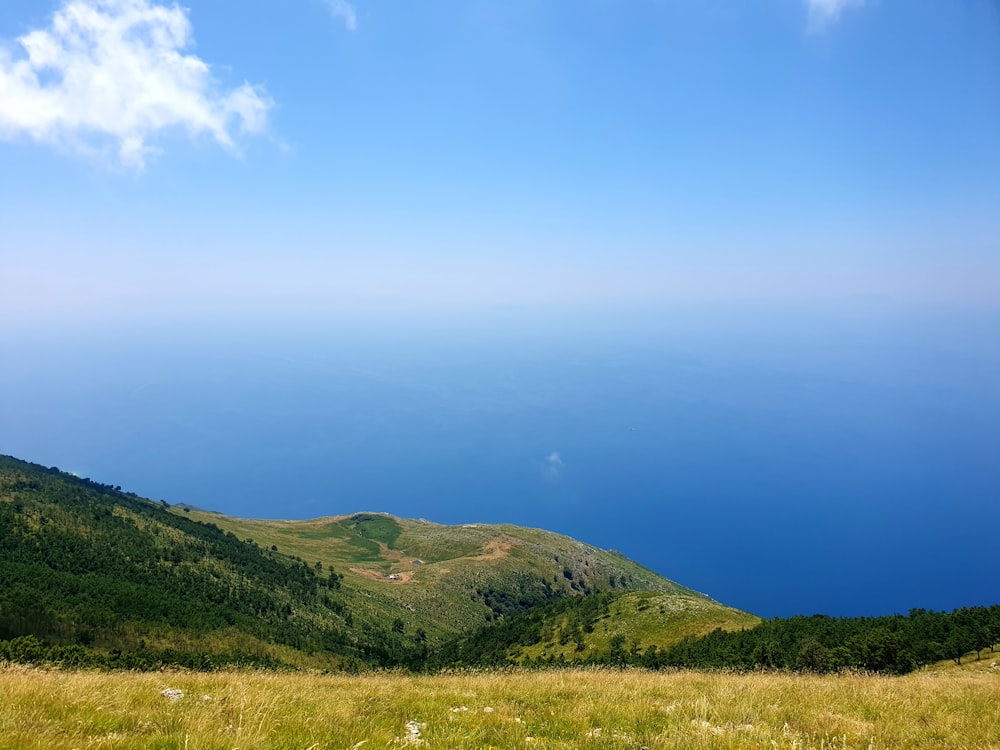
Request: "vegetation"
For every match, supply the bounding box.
[434,591,758,668]
[655,607,1000,674]
[0,456,424,670]
[2,454,998,679]
[437,593,1000,674]
[0,455,731,671]
[341,512,403,549]
[176,505,701,641]
[1,663,998,749]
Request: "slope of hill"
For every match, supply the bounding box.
[176,507,707,641]
[514,590,759,663]
[433,590,759,667]
[0,454,753,670]
[0,456,418,669]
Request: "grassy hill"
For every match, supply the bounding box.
[0,454,754,670]
[173,507,711,642]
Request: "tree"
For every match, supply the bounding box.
[752,639,783,669]
[945,629,975,665]
[796,639,831,672]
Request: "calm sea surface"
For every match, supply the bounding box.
[2,306,997,617]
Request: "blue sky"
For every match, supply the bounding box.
[2,0,999,321]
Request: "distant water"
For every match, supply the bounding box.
[2,305,998,618]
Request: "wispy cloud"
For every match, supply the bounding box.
[0,0,273,169]
[324,0,358,31]
[805,0,865,31]
[543,451,565,480]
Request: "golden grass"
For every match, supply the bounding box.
[1,664,998,749]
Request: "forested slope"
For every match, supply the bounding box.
[0,456,422,669]
[436,596,1000,674]
[433,590,758,667]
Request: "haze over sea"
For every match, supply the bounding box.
[3,303,997,619]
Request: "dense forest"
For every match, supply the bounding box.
[651,607,1000,673]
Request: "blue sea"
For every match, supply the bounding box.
[2,304,998,618]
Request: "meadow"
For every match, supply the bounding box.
[2,662,997,749]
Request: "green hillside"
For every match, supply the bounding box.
[0,454,753,671]
[0,456,420,669]
[175,507,708,641]
[515,590,759,663]
[434,590,758,667]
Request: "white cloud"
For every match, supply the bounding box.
[324,0,358,31]
[0,0,273,169]
[543,452,565,480]
[805,0,865,31]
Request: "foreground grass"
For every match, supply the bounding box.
[1,664,997,749]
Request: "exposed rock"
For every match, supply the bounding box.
[396,720,425,745]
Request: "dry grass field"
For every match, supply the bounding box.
[1,662,998,749]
